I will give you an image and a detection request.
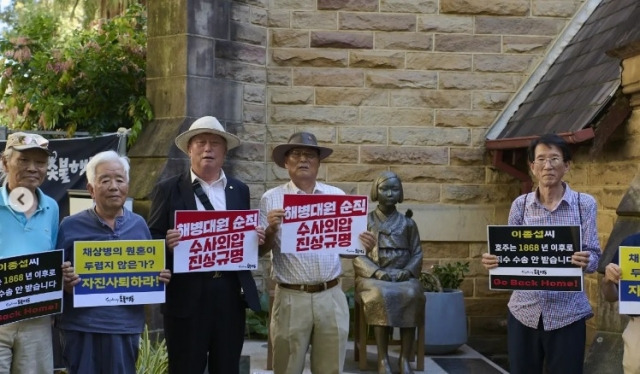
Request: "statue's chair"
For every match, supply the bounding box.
[353,295,425,371]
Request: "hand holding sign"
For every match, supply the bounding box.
[265,209,285,236]
[481,253,499,270]
[358,231,376,254]
[165,229,181,253]
[159,269,172,284]
[571,251,590,269]
[256,226,266,246]
[61,261,81,293]
[604,263,621,285]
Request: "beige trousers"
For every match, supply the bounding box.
[271,284,349,374]
[0,317,53,374]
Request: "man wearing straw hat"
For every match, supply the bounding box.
[148,116,263,374]
[260,132,376,374]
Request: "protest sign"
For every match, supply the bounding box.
[73,240,165,307]
[173,210,259,273]
[618,246,640,314]
[0,250,63,325]
[280,194,368,255]
[487,225,582,291]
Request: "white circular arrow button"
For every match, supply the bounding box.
[9,187,35,213]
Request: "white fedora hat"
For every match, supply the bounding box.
[175,116,241,154]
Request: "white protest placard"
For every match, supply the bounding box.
[173,210,259,273]
[280,194,368,255]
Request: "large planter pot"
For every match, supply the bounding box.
[424,289,467,355]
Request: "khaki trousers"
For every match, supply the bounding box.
[0,317,53,374]
[271,284,349,374]
[623,317,640,374]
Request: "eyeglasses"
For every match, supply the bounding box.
[533,157,563,166]
[287,150,318,160]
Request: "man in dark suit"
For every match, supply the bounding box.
[147,116,263,374]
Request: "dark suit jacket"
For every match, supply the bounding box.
[147,172,261,317]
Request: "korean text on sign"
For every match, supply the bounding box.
[619,246,640,314]
[0,250,63,326]
[73,239,165,308]
[173,210,260,273]
[280,194,368,255]
[486,225,583,292]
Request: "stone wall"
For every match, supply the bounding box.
[563,123,640,348]
[137,0,600,365]
[579,49,640,371]
[255,0,586,361]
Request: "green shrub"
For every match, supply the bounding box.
[245,309,269,339]
[0,4,151,144]
[245,290,270,339]
[420,261,469,292]
[136,324,168,374]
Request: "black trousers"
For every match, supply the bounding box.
[507,311,586,374]
[164,273,246,374]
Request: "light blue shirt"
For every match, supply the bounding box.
[0,185,59,259]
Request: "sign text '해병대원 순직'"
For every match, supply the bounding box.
[280,194,368,255]
[173,210,260,273]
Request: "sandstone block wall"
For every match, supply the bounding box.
[241,0,587,360]
[145,0,640,365]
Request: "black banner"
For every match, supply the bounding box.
[1,134,120,219]
[0,250,63,326]
[488,225,580,268]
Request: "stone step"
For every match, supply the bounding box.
[243,340,509,374]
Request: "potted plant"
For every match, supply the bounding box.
[419,261,469,354]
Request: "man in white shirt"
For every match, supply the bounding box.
[260,132,376,374]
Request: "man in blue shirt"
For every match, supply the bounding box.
[0,132,58,374]
[57,150,170,374]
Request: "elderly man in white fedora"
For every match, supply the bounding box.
[0,132,58,374]
[259,132,376,374]
[148,116,264,374]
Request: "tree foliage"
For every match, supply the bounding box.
[0,3,151,143]
[0,0,145,32]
